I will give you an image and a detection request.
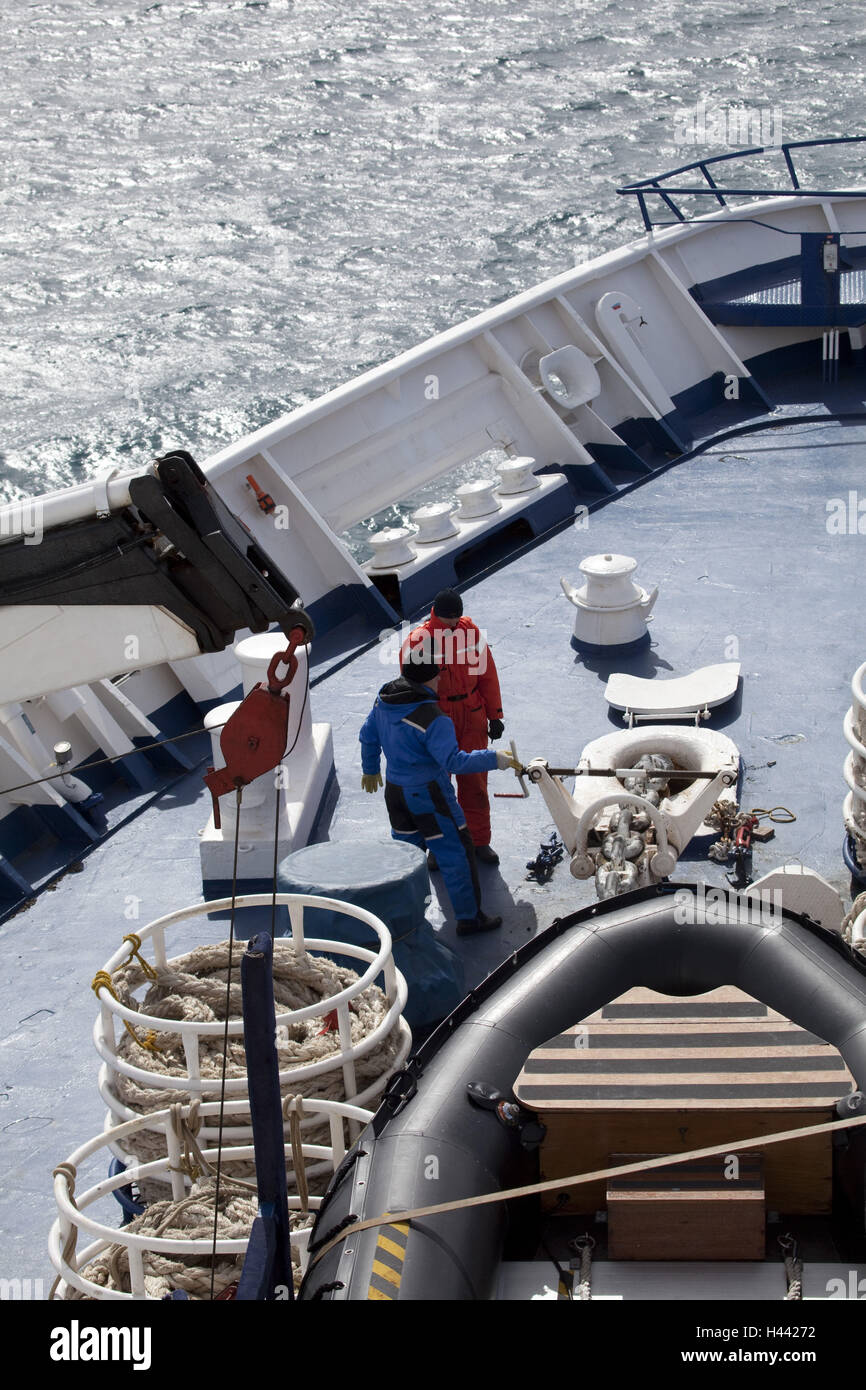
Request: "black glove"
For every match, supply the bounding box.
[488,718,505,741]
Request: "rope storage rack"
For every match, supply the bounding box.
[92,893,410,1165]
[49,1095,372,1300]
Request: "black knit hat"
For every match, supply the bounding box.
[432,588,463,619]
[400,650,441,686]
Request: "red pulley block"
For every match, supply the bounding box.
[203,626,306,829]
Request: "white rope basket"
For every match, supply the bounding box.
[92,893,410,1159]
[49,1096,372,1301]
[844,661,866,864]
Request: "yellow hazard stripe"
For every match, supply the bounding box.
[378,1234,406,1261]
[372,1259,402,1287]
[365,1218,410,1299]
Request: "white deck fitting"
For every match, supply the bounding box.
[538,345,602,409]
[566,723,739,847]
[605,662,741,725]
[496,455,541,494]
[595,290,679,418]
[361,471,567,582]
[411,502,459,544]
[497,1261,866,1301]
[561,552,658,648]
[199,724,333,881]
[745,865,845,935]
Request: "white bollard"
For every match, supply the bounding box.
[411,502,459,543]
[368,527,417,569]
[455,479,501,520]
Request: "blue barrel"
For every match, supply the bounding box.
[276,839,465,1030]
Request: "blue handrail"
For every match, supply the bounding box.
[617,135,866,231]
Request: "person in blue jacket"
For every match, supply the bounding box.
[359,649,520,935]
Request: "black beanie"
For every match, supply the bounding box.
[432,588,463,619]
[400,650,441,686]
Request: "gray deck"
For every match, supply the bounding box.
[2,407,865,1289]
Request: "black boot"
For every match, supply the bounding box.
[456,911,502,936]
[474,844,499,865]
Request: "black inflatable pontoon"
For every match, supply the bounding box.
[299,884,866,1301]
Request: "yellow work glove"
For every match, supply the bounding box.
[495,750,522,773]
[361,772,383,794]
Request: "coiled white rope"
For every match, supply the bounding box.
[106,940,399,1164]
[61,1175,311,1300]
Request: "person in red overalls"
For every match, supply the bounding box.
[403,589,505,865]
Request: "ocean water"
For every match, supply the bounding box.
[1,0,864,536]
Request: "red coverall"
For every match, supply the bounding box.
[403,611,503,847]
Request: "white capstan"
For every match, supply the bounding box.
[561,551,658,648]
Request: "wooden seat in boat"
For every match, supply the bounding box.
[514,986,854,1220]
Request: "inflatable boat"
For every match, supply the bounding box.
[300,883,866,1300]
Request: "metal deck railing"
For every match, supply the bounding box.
[617,135,866,231]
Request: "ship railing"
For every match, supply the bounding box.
[92,892,411,1154]
[48,1095,372,1300]
[617,135,866,231]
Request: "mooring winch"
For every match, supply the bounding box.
[508,726,740,898]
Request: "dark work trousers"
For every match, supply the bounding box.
[384,774,481,921]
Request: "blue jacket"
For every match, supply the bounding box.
[360,678,497,787]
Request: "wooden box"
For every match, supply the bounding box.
[607,1153,765,1261]
[515,986,850,1216]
